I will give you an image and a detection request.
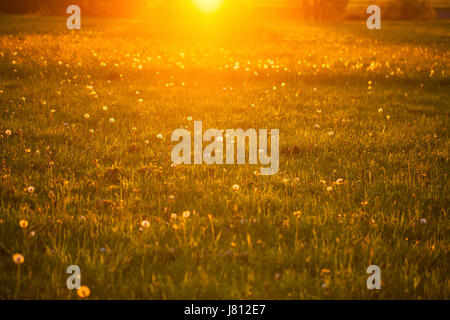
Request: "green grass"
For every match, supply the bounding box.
[0,15,449,299]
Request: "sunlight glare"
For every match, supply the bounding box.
[191,0,225,14]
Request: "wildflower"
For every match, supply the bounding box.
[140,220,150,228]
[84,113,90,119]
[27,186,35,193]
[232,184,240,191]
[109,118,115,123]
[328,131,334,136]
[326,186,333,192]
[293,211,301,218]
[182,210,191,218]
[156,134,163,140]
[50,109,56,113]
[171,213,177,219]
[77,285,91,298]
[172,224,179,230]
[5,129,11,136]
[12,253,24,264]
[29,231,35,237]
[361,200,369,206]
[187,116,192,121]
[102,106,108,111]
[25,148,31,153]
[386,115,391,120]
[335,178,344,185]
[19,220,28,228]
[89,129,94,134]
[378,108,383,113]
[420,218,427,224]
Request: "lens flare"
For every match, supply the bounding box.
[191,0,225,13]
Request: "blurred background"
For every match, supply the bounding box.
[0,0,447,20]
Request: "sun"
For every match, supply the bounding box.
[191,0,225,14]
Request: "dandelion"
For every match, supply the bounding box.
[12,253,24,264]
[27,186,35,193]
[50,109,56,113]
[84,113,90,119]
[328,131,334,136]
[5,129,11,136]
[172,224,179,230]
[232,184,240,191]
[156,134,163,140]
[386,115,391,120]
[171,213,177,219]
[327,186,333,192]
[19,220,28,228]
[77,285,91,298]
[361,200,369,206]
[102,106,108,111]
[420,218,427,224]
[378,108,383,113]
[293,211,301,218]
[109,118,115,123]
[25,148,31,153]
[89,129,94,134]
[335,178,344,185]
[182,210,191,218]
[140,220,150,228]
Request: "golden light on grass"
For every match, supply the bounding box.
[191,0,224,13]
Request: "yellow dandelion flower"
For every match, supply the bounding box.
[140,220,150,228]
[19,219,28,228]
[182,210,191,218]
[232,184,240,191]
[77,285,91,298]
[13,253,24,264]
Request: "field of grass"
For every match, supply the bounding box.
[0,15,449,299]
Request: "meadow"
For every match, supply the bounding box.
[0,14,448,299]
